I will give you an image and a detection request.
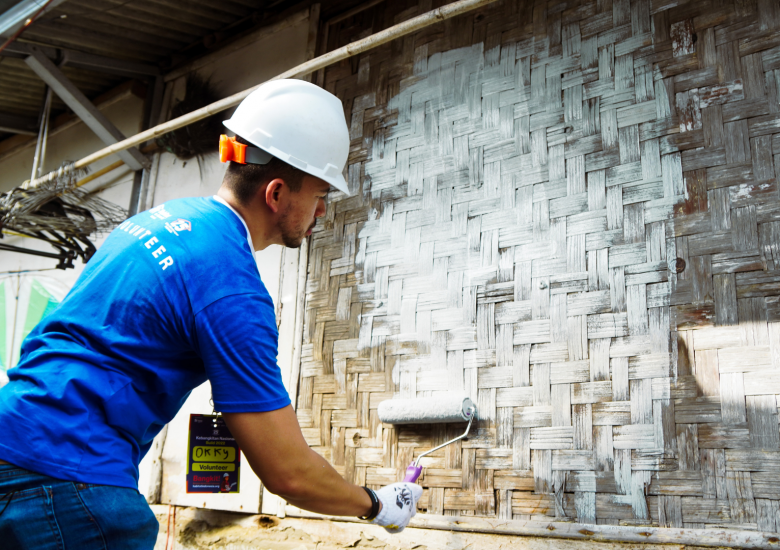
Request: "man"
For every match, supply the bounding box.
[0,79,421,549]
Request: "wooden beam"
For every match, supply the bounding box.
[283,508,780,549]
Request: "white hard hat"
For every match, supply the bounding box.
[223,79,351,195]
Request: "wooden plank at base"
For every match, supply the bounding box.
[160,506,688,550]
[281,510,780,549]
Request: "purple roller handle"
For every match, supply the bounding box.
[403,462,422,483]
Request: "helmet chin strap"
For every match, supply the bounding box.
[219,135,273,165]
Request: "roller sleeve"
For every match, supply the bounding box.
[377,395,476,424]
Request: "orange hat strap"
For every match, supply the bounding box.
[219,135,246,164]
[219,135,274,165]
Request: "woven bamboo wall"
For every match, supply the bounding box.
[295,0,780,530]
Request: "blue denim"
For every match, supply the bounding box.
[0,464,158,550]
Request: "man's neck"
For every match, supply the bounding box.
[216,187,273,251]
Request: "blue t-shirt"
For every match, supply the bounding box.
[0,196,291,489]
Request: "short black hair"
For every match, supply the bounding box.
[222,135,307,205]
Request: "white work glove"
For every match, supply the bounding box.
[371,482,423,533]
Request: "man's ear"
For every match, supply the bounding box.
[264,178,286,213]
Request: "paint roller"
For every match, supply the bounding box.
[378,395,477,483]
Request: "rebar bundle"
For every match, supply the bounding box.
[0,163,127,269]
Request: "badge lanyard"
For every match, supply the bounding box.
[186,399,241,494]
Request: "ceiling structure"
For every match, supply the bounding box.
[0,0,374,268]
[0,0,364,150]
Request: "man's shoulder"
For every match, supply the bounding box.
[143,197,262,304]
[101,196,249,281]
[146,196,216,220]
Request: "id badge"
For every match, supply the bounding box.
[186,414,240,493]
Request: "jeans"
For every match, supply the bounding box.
[0,464,158,550]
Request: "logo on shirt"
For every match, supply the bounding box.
[165,218,192,236]
[150,204,172,220]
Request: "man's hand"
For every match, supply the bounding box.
[371,482,423,533]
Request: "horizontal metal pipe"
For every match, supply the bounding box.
[26,0,500,189]
[0,0,64,44]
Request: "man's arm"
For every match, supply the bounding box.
[223,405,377,517]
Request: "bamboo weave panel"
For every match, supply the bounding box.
[295,0,780,530]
